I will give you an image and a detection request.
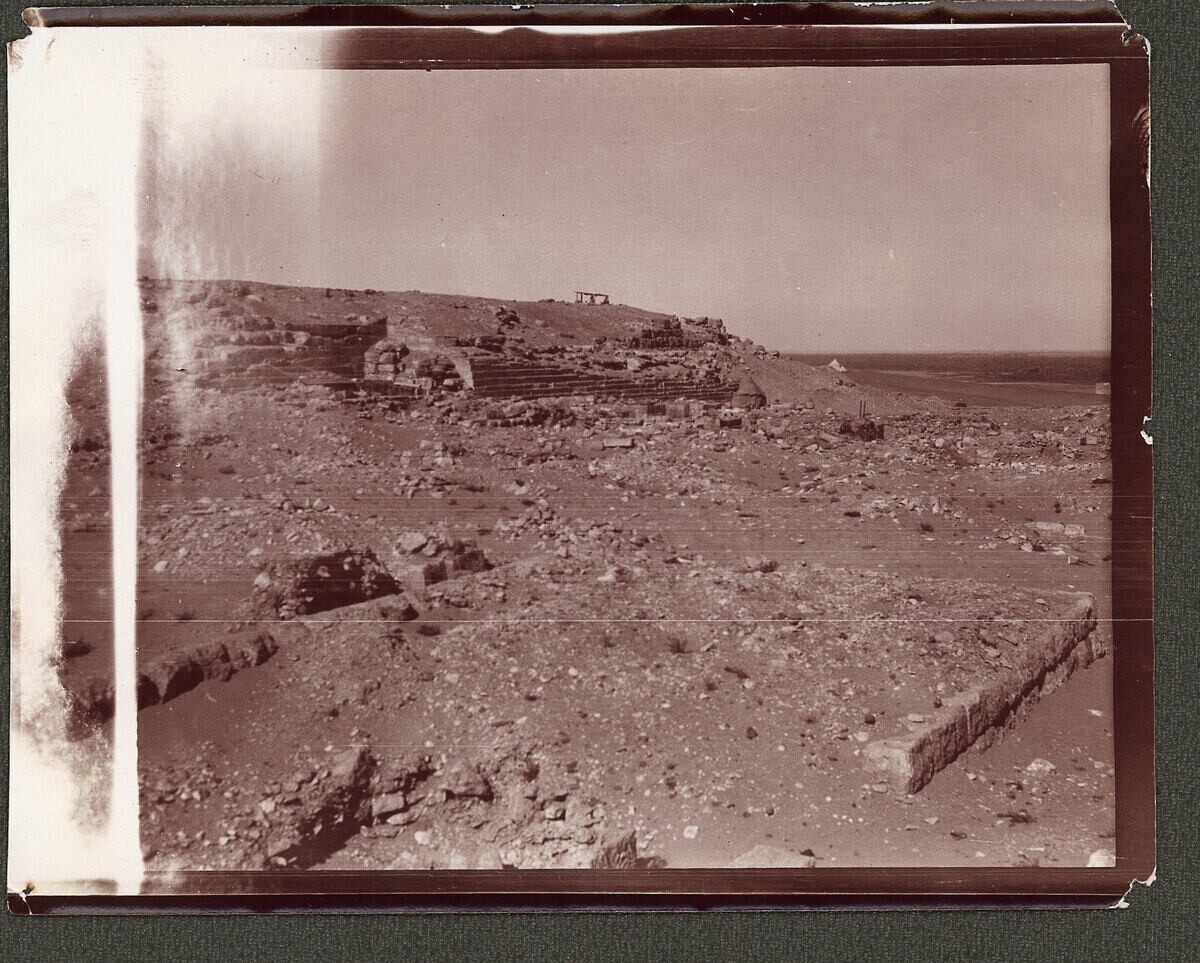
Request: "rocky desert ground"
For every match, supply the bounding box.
[55,279,1116,874]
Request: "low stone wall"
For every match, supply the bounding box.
[862,595,1101,793]
[468,356,732,404]
[66,631,279,732]
[363,326,475,389]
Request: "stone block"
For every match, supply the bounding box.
[590,829,638,869]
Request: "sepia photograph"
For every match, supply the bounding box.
[7,4,1153,905]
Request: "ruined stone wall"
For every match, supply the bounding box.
[623,315,728,350]
[363,316,476,389]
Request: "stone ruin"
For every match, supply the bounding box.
[731,375,767,410]
[627,316,695,350]
[142,279,388,375]
[362,308,738,406]
[249,548,400,620]
[685,316,730,344]
[363,316,475,393]
[624,315,729,350]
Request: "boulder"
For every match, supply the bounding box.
[397,531,430,554]
[370,792,408,822]
[392,558,448,592]
[743,557,779,574]
[264,745,377,869]
[447,542,493,576]
[590,829,639,869]
[229,632,278,669]
[438,763,494,802]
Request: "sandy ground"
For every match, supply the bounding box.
[49,285,1116,873]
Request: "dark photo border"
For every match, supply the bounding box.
[5,2,1154,913]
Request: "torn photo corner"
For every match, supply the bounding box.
[6,2,1153,910]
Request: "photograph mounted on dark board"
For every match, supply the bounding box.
[6,2,1153,911]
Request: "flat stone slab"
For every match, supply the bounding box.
[862,595,1099,793]
[728,844,818,869]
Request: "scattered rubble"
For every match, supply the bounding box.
[54,279,1114,872]
[248,549,399,619]
[839,417,884,442]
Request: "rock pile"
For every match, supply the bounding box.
[493,305,521,329]
[179,733,645,871]
[483,399,578,428]
[363,338,411,380]
[839,417,885,441]
[390,530,493,591]
[250,549,399,619]
[627,316,699,350]
[264,745,377,868]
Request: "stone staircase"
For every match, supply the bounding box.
[466,355,732,404]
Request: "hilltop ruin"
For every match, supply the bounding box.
[362,305,740,405]
[136,278,938,419]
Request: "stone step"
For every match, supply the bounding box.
[466,358,730,402]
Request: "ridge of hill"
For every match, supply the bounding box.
[144,277,684,345]
[140,277,946,415]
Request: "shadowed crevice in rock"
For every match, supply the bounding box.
[264,745,378,869]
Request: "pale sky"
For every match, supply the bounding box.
[142,63,1111,352]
